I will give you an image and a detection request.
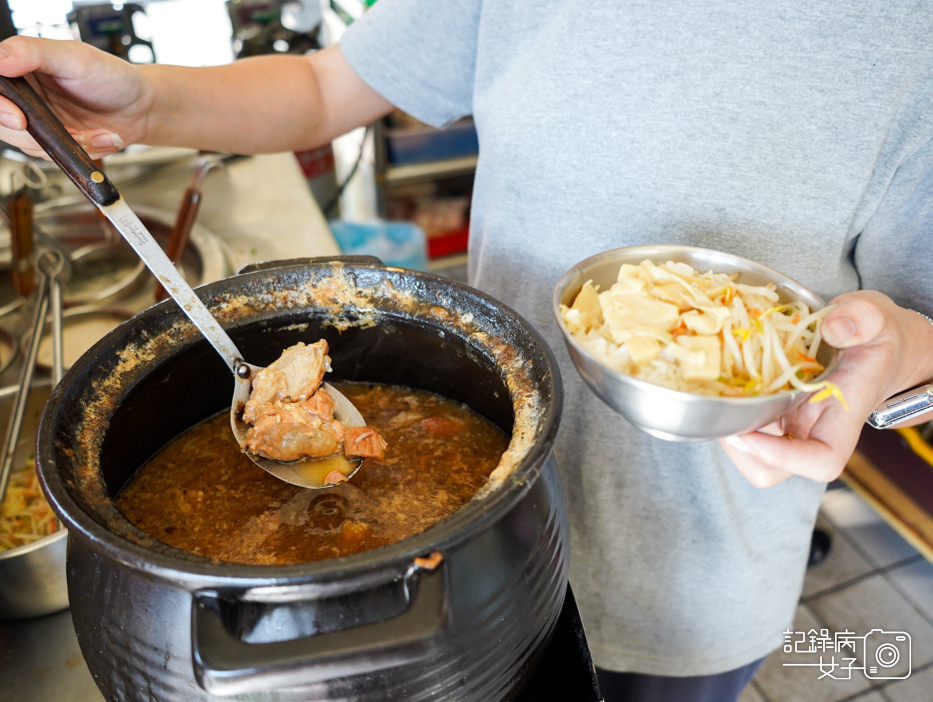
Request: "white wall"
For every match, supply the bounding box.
[9,0,235,66]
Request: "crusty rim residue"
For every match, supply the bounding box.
[68,264,549,543]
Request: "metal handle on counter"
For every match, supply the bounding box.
[0,75,120,207]
[167,185,201,260]
[191,566,449,696]
[7,187,36,297]
[154,165,206,302]
[867,384,933,429]
[37,250,66,385]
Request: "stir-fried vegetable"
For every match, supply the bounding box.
[560,259,845,405]
[0,458,60,551]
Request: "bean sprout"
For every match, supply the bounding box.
[0,459,60,551]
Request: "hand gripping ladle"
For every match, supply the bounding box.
[0,74,365,489]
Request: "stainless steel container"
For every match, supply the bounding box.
[0,528,68,619]
[553,244,840,441]
[0,386,69,620]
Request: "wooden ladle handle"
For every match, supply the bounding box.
[0,74,120,207]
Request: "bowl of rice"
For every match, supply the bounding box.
[553,245,842,441]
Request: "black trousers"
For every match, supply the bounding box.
[595,657,764,702]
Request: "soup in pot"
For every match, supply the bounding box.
[115,383,509,565]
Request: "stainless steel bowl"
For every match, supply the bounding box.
[553,245,841,441]
[1,197,231,310]
[0,386,68,620]
[0,527,68,619]
[25,306,134,372]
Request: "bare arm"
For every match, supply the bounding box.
[141,45,394,153]
[0,36,393,158]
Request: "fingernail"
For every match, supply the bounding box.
[0,112,21,129]
[91,132,125,150]
[822,317,856,346]
[724,435,760,457]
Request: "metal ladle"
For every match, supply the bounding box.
[0,74,366,489]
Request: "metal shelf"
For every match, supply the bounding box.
[382,155,478,188]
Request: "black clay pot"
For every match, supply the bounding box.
[36,258,566,701]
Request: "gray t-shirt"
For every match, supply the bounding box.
[341,0,933,676]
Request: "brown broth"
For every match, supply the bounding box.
[115,383,509,565]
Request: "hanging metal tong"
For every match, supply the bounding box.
[0,248,65,506]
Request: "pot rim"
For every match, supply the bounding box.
[36,259,563,585]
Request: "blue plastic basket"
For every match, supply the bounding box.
[329,220,428,271]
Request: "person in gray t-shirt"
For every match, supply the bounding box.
[1,5,932,700]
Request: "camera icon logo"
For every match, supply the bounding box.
[863,629,911,679]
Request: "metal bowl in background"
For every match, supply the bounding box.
[0,198,230,310]
[553,245,841,441]
[34,198,230,307]
[0,527,67,621]
[0,385,68,620]
[24,307,134,373]
[64,241,147,308]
